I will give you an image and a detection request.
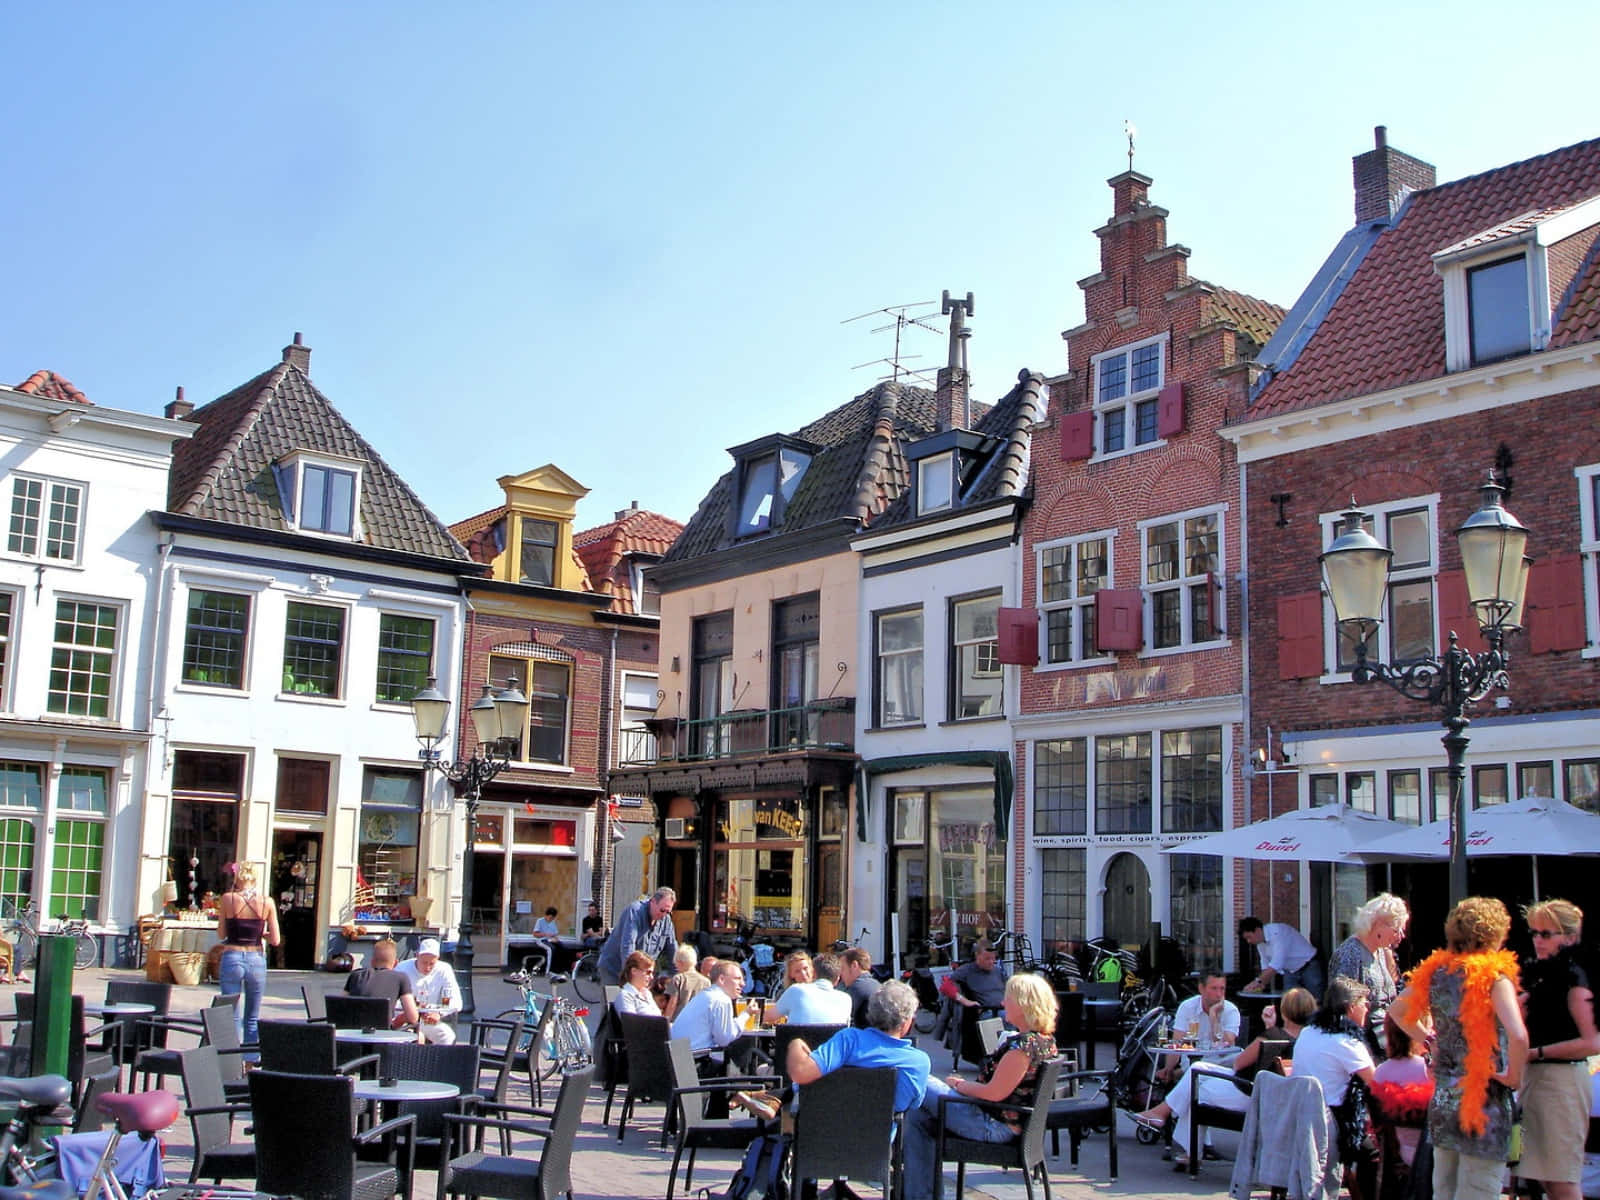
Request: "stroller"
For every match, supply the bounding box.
[1106,1005,1172,1144]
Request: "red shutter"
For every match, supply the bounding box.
[996,607,1039,666]
[1157,382,1185,438]
[1060,411,1094,461]
[1525,555,1588,654]
[1435,569,1486,653]
[1275,591,1324,680]
[1095,589,1143,651]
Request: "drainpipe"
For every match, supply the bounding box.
[599,625,618,922]
[1237,459,1252,976]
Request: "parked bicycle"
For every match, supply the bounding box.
[1,900,97,970]
[566,948,603,1004]
[497,969,593,1083]
[985,926,1041,973]
[0,1074,70,1185]
[901,928,957,1034]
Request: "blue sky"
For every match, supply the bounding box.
[3,3,1595,532]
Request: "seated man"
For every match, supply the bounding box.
[951,939,1009,1065]
[787,979,930,1113]
[840,947,882,1029]
[395,938,462,1044]
[527,906,560,975]
[581,900,606,949]
[1157,971,1239,1083]
[661,944,710,1021]
[775,951,854,1025]
[346,937,421,1030]
[672,960,757,1116]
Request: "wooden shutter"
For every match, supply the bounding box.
[1094,589,1143,651]
[996,607,1039,666]
[1434,569,1486,653]
[1275,591,1324,680]
[1156,382,1185,438]
[1525,555,1588,654]
[1060,412,1094,461]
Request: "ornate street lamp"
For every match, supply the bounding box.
[1319,473,1530,906]
[411,676,530,1016]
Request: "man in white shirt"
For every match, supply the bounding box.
[395,938,462,1044]
[774,952,854,1025]
[1157,971,1240,1083]
[1239,917,1325,997]
[672,960,753,1117]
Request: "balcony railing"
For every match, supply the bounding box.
[617,726,657,766]
[621,697,855,767]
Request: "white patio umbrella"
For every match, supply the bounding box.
[1359,795,1600,898]
[1160,804,1410,863]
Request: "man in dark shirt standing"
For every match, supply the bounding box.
[598,886,677,986]
[840,947,882,1028]
[346,937,421,1028]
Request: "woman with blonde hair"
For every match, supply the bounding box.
[1518,899,1599,1200]
[216,862,280,1045]
[1329,893,1408,1047]
[903,973,1058,1200]
[1393,896,1527,1200]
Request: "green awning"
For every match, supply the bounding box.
[855,750,1013,844]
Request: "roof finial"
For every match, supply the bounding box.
[1124,119,1138,172]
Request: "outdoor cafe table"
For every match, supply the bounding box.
[334,1027,418,1045]
[352,1079,461,1103]
[87,1002,156,1016]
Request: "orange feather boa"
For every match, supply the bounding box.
[1392,948,1519,1136]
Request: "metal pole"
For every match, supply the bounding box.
[1443,716,1470,908]
[455,785,479,1018]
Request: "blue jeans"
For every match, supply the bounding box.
[219,949,267,1046]
[902,1078,1016,1200]
[1283,957,1325,1000]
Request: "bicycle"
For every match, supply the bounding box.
[986,927,1040,974]
[1,900,97,970]
[496,969,594,1084]
[0,1074,71,1185]
[901,929,957,1034]
[566,948,603,1004]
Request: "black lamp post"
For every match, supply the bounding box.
[1319,473,1531,907]
[411,676,530,1017]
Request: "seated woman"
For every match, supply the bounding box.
[613,950,661,1017]
[1369,1015,1433,1195]
[902,973,1058,1200]
[1134,987,1316,1169]
[1294,976,1378,1200]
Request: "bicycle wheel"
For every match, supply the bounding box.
[493,1008,538,1054]
[569,953,602,1004]
[74,933,98,969]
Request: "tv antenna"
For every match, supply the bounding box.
[843,300,943,384]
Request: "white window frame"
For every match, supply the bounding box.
[917,453,955,515]
[874,607,924,728]
[6,474,85,565]
[618,670,660,766]
[1036,530,1115,669]
[278,450,364,540]
[1090,334,1167,461]
[1319,494,1440,682]
[1577,463,1600,659]
[0,589,17,713]
[1137,504,1227,656]
[47,595,123,720]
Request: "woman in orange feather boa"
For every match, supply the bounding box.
[1392,897,1528,1200]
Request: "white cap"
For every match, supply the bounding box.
[417,938,441,958]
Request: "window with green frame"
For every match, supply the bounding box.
[52,767,107,920]
[375,614,434,705]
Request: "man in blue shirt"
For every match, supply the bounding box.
[787,980,929,1113]
[598,886,677,986]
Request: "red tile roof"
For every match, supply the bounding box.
[14,370,91,405]
[1250,137,1600,419]
[575,506,684,614]
[1552,238,1600,348]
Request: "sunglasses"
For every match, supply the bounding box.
[1530,929,1563,939]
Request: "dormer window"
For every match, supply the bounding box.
[520,517,557,585]
[917,453,954,514]
[276,450,363,539]
[728,435,816,538]
[1467,256,1531,365]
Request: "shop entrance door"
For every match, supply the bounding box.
[271,831,321,968]
[814,842,842,950]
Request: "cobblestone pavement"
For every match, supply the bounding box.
[15,967,1244,1200]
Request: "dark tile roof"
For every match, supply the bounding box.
[14,370,91,405]
[169,359,469,562]
[575,507,684,614]
[1249,137,1600,419]
[664,381,941,563]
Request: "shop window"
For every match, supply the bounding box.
[170,751,243,904]
[374,614,434,706]
[357,768,422,922]
[1518,761,1554,800]
[0,762,42,914]
[1346,772,1377,814]
[875,608,923,727]
[1388,770,1422,825]
[48,599,119,717]
[1039,534,1111,665]
[281,601,345,698]
[1429,768,1453,823]
[1038,848,1085,955]
[508,854,578,935]
[1473,764,1508,808]
[929,788,1005,950]
[949,593,1001,720]
[182,590,251,689]
[1160,727,1222,833]
[1033,737,1086,836]
[52,767,107,920]
[8,475,84,564]
[1169,853,1222,975]
[888,791,928,952]
[1566,759,1600,812]
[712,795,807,933]
[1094,733,1151,835]
[276,756,331,815]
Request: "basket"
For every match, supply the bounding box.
[168,951,205,986]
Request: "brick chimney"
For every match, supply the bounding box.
[164,385,193,420]
[1352,126,1435,225]
[281,331,312,372]
[936,290,973,431]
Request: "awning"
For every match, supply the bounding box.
[855,751,1013,844]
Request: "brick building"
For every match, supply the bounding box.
[1228,131,1600,954]
[1013,169,1284,974]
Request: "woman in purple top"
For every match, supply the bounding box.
[216,862,280,1045]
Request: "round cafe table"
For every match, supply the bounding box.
[334,1027,417,1045]
[351,1079,460,1103]
[89,1002,156,1016]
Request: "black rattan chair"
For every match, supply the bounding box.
[327,994,394,1030]
[1046,1066,1117,1179]
[793,1065,900,1200]
[771,1023,846,1083]
[250,1068,416,1200]
[666,1037,776,1200]
[304,984,330,1021]
[178,1045,256,1185]
[936,1057,1063,1200]
[613,1012,674,1144]
[257,1019,379,1077]
[373,1041,482,1172]
[437,1064,591,1200]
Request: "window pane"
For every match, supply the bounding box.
[1045,609,1073,664]
[8,479,41,556]
[1473,764,1507,808]
[951,596,1000,719]
[1146,523,1179,584]
[375,614,434,704]
[1517,761,1554,801]
[527,662,569,763]
[778,448,810,504]
[1039,848,1085,953]
[1041,546,1071,603]
[1468,256,1530,364]
[520,519,557,585]
[302,467,326,528]
[1098,353,1127,402]
[281,602,344,698]
[1161,727,1222,833]
[323,470,354,535]
[49,600,117,717]
[1134,398,1159,444]
[1078,540,1107,594]
[357,768,421,918]
[1430,768,1453,823]
[1152,589,1182,649]
[182,590,250,688]
[1346,771,1377,814]
[1389,579,1434,661]
[50,817,104,920]
[1310,774,1338,807]
[0,818,34,913]
[1185,515,1219,576]
[738,455,777,533]
[919,455,953,512]
[1131,343,1161,393]
[45,483,81,560]
[0,763,42,810]
[1169,854,1222,975]
[1094,733,1151,835]
[1034,738,1087,836]
[877,610,923,726]
[1101,408,1124,453]
[0,592,13,698]
[1389,770,1421,824]
[59,767,107,814]
[1388,509,1431,570]
[276,757,331,814]
[1565,760,1600,813]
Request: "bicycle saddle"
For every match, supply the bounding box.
[95,1088,179,1134]
[0,1076,70,1108]
[0,1180,77,1200]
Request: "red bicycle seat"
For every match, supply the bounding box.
[95,1088,179,1133]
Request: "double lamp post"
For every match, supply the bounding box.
[1319,472,1531,907]
[409,677,529,1017]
